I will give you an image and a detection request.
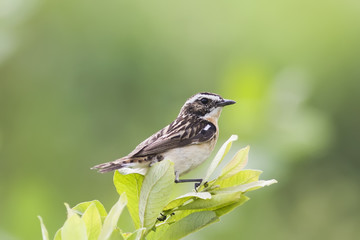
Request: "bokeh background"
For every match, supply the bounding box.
[1,0,359,239]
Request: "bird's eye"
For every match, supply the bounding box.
[200,98,209,104]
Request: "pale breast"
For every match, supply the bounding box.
[163,137,218,176]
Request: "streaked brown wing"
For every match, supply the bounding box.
[129,118,216,157]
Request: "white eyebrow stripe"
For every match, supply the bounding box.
[186,94,221,104]
[186,96,199,104]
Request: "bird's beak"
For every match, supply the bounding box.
[217,99,236,107]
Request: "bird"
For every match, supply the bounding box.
[91,92,235,187]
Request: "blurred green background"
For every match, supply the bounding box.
[1,0,359,239]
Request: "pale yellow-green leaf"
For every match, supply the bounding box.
[107,229,124,240]
[61,213,87,240]
[53,228,62,240]
[73,200,107,222]
[163,209,200,224]
[139,160,175,230]
[64,203,76,219]
[219,145,250,180]
[98,194,127,240]
[164,192,211,211]
[124,228,146,240]
[178,191,241,211]
[201,135,238,187]
[216,179,278,193]
[214,195,250,216]
[158,211,219,240]
[38,216,49,240]
[146,224,170,240]
[113,172,144,228]
[211,169,262,188]
[163,192,243,224]
[82,203,102,240]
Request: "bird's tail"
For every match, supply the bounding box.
[91,157,129,173]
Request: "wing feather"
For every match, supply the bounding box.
[129,116,216,157]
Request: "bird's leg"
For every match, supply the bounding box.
[174,171,203,189]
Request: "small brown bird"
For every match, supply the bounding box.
[92,92,235,187]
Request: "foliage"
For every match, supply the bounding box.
[39,135,276,240]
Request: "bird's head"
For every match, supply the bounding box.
[179,92,236,120]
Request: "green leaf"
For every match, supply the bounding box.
[98,194,127,240]
[164,192,211,211]
[215,179,278,193]
[214,195,250,216]
[178,191,242,211]
[201,135,238,187]
[64,203,76,219]
[61,213,87,240]
[108,229,125,240]
[73,200,107,222]
[53,229,62,240]
[210,169,262,188]
[157,211,219,240]
[124,228,146,240]
[163,209,199,224]
[38,216,49,240]
[146,224,170,240]
[219,145,250,180]
[139,159,175,230]
[82,203,102,240]
[113,172,144,228]
[165,194,248,224]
